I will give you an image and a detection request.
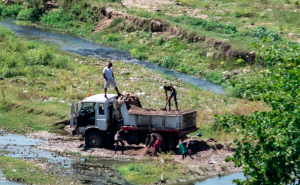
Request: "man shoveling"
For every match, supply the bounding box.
[103,62,121,98]
[163,85,178,111]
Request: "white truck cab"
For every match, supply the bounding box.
[71,94,118,135]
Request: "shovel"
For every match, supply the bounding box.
[160,97,168,111]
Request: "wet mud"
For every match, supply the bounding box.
[0,131,130,185]
[28,128,242,184]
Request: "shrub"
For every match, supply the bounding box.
[234,9,255,18]
[252,26,280,41]
[40,9,73,28]
[17,8,42,21]
[106,35,121,41]
[0,26,13,38]
[1,4,23,17]
[156,36,165,46]
[160,56,179,68]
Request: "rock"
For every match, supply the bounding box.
[2,0,14,5]
[233,70,241,75]
[121,71,130,75]
[206,52,214,58]
[215,143,223,150]
[222,74,231,79]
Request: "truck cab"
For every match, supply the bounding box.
[71,94,120,147]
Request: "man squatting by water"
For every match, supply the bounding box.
[164,85,178,111]
[103,62,121,98]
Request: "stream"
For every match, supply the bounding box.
[0,132,130,185]
[0,21,225,94]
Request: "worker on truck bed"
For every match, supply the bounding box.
[164,85,178,111]
[103,62,121,99]
[114,130,125,154]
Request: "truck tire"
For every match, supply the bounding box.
[85,131,104,148]
[169,133,179,150]
[153,133,168,152]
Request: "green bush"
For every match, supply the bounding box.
[160,56,179,68]
[40,9,73,28]
[252,26,280,41]
[106,35,121,41]
[234,9,255,18]
[178,16,237,34]
[1,4,23,17]
[0,26,13,38]
[17,8,42,21]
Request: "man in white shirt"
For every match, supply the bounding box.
[103,62,121,98]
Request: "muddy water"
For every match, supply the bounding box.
[195,172,245,185]
[0,132,130,185]
[0,21,225,94]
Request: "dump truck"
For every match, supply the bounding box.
[70,93,198,151]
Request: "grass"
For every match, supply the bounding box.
[0,155,80,184]
[116,154,189,184]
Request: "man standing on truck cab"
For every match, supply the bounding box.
[103,62,121,99]
[164,85,178,111]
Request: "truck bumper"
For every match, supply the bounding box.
[177,126,199,137]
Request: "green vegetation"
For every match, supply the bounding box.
[116,154,189,184]
[216,41,300,184]
[0,156,80,184]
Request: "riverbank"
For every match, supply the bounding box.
[28,128,243,184]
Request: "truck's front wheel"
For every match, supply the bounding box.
[85,131,104,148]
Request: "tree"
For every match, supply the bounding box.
[215,41,300,184]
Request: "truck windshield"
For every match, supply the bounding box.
[80,103,95,112]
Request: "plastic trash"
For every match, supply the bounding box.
[209,160,217,164]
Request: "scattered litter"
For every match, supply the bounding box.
[209,160,217,164]
[136,92,146,96]
[207,138,215,142]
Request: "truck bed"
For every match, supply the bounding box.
[128,105,195,116]
[121,104,197,130]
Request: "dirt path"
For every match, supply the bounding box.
[27,126,242,182]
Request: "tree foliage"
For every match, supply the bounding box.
[215,41,300,185]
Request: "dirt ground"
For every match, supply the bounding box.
[27,126,242,182]
[121,0,208,19]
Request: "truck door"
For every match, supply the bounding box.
[70,102,79,128]
[96,103,107,130]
